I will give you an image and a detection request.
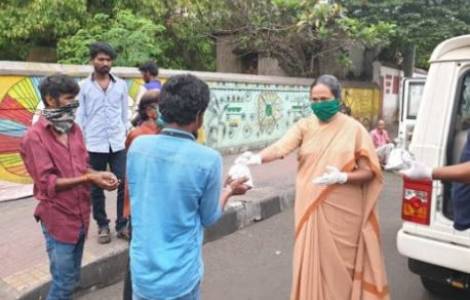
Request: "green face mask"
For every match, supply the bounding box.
[310,99,341,122]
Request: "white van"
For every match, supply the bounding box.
[397,35,470,295]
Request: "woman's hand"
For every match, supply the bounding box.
[313,158,375,186]
[235,151,262,165]
[312,166,348,186]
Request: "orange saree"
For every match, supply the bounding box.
[264,113,389,300]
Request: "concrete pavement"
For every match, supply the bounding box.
[0,153,297,300]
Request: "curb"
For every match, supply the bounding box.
[16,186,295,300]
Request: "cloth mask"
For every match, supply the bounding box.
[310,99,341,122]
[42,101,79,134]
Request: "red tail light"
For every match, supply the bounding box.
[402,178,433,225]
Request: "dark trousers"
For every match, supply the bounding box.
[89,149,127,231]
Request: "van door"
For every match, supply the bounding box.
[399,78,426,148]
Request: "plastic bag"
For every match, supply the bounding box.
[384,147,414,171]
[376,143,395,164]
[228,163,254,188]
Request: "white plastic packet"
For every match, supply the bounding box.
[376,143,395,164]
[228,163,254,188]
[384,147,414,171]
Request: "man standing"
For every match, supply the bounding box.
[76,42,130,243]
[20,74,119,300]
[127,74,249,300]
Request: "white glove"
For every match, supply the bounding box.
[399,161,433,180]
[312,166,348,186]
[235,151,262,166]
[228,163,254,187]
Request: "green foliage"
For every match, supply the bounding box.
[0,0,86,60]
[1,0,470,74]
[341,0,470,68]
[57,10,165,66]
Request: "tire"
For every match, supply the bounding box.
[421,276,468,298]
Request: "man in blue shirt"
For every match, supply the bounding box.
[76,42,129,243]
[127,74,249,300]
[138,61,162,91]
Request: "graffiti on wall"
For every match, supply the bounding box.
[0,74,381,201]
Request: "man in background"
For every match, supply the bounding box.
[76,42,130,243]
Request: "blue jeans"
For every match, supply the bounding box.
[132,282,200,300]
[41,223,85,300]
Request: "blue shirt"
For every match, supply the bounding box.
[127,128,223,299]
[76,73,129,153]
[452,132,470,230]
[144,80,162,90]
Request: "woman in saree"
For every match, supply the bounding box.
[238,75,389,300]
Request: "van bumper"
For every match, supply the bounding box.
[397,228,470,274]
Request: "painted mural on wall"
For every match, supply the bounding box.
[204,82,311,149]
[0,73,380,200]
[0,75,147,200]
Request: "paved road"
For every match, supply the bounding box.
[78,173,467,300]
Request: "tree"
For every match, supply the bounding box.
[0,0,86,60]
[201,0,395,78]
[341,0,470,74]
[57,10,165,66]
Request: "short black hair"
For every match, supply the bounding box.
[138,61,159,76]
[159,74,210,126]
[89,42,116,60]
[39,74,80,107]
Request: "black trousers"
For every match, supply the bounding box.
[88,149,127,231]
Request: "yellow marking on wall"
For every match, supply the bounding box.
[0,76,25,101]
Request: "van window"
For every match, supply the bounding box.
[443,72,470,220]
[458,76,470,129]
[406,81,425,119]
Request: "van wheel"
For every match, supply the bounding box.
[421,277,466,296]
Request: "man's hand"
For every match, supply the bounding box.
[399,161,433,180]
[224,176,251,196]
[88,172,120,191]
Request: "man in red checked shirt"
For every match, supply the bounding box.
[20,74,119,300]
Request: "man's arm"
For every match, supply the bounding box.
[20,134,118,195]
[401,161,470,183]
[199,156,224,227]
[56,169,119,191]
[433,162,470,183]
[121,82,129,130]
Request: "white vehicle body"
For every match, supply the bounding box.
[397,34,470,292]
